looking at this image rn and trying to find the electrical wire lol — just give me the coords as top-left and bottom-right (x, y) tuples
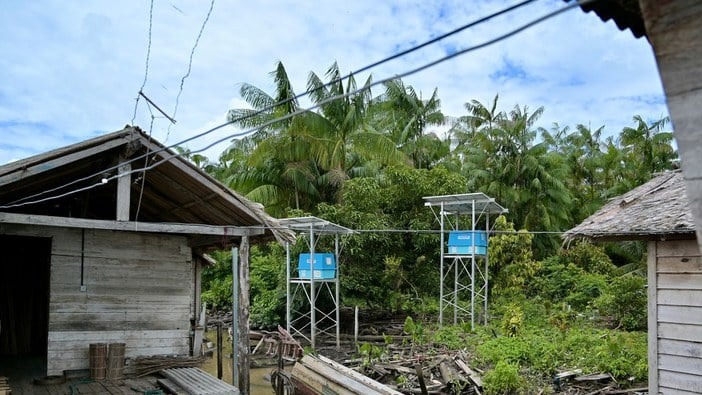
(166, 0), (216, 143)
(1, 0), (542, 209)
(131, 0), (155, 125)
(0, 0), (595, 210)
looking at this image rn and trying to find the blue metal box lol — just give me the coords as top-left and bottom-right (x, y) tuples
(298, 253), (336, 279)
(447, 231), (488, 255)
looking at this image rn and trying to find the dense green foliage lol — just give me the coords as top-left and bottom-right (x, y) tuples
(191, 61), (673, 390)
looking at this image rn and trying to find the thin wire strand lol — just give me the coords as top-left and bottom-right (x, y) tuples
(131, 0), (155, 125)
(166, 0), (216, 142)
(1, 0), (540, 208)
(0, 0), (593, 210)
(134, 105), (157, 223)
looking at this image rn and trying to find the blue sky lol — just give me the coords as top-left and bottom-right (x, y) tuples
(0, 0), (668, 164)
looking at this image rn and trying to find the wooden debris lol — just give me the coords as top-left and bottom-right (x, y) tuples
(291, 354), (403, 395)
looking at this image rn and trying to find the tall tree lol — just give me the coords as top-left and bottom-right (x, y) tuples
(223, 61), (320, 214)
(373, 79), (446, 168)
(457, 99), (572, 256)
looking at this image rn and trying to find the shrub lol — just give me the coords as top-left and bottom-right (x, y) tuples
(483, 360), (525, 395)
(595, 276), (647, 331)
(561, 241), (616, 276)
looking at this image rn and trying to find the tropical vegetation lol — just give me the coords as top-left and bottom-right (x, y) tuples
(192, 61), (675, 392)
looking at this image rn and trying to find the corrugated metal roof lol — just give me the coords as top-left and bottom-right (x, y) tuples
(161, 367), (239, 395)
(566, 0), (646, 38)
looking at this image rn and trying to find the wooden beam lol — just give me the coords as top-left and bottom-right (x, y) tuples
(0, 212), (264, 237)
(639, 0), (702, 253)
(647, 240), (659, 394)
(117, 161), (131, 221)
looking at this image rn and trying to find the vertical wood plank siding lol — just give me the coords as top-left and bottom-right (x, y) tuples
(656, 239), (702, 394)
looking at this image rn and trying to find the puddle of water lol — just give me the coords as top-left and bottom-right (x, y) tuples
(201, 330), (279, 394)
(202, 356), (275, 395)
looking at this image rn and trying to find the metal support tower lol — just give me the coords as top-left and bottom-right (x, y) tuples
(424, 193), (507, 329)
(280, 217), (353, 349)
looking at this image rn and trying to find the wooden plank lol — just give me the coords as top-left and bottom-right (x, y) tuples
(658, 305), (702, 325)
(659, 354), (702, 376)
(659, 339), (702, 359)
(648, 240), (658, 395)
(659, 323), (702, 343)
(658, 256), (702, 273)
(0, 212), (264, 237)
(48, 329), (189, 341)
(658, 289), (702, 307)
(117, 161), (131, 221)
(656, 240), (702, 258)
(49, 318), (188, 331)
(657, 273), (702, 290)
(656, 387), (700, 395)
(659, 369), (702, 393)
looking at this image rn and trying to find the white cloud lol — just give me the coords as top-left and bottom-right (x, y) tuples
(0, 0), (668, 165)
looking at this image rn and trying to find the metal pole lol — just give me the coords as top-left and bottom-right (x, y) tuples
(439, 201), (445, 325)
(309, 225), (316, 349)
(485, 215), (490, 325)
(335, 234), (340, 350)
(454, 212), (459, 325)
(231, 247), (239, 387)
(470, 199), (475, 330)
(286, 242), (291, 333)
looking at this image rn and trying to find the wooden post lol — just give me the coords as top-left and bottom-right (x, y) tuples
(216, 322), (223, 380)
(231, 247), (239, 387)
(237, 236), (250, 394)
(638, 0), (702, 254)
(116, 161), (131, 221)
(415, 364), (429, 395)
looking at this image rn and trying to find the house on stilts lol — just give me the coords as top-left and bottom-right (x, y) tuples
(0, 126), (292, 376)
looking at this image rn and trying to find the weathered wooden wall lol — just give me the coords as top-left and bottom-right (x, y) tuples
(650, 239), (702, 394)
(0, 223), (194, 375)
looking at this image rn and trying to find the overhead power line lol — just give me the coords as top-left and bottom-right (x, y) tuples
(166, 0), (216, 142)
(0, 0), (595, 210)
(131, 0), (155, 125)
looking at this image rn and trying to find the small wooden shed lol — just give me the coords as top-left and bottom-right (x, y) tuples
(565, 171), (701, 394)
(568, 0), (702, 291)
(0, 126), (289, 376)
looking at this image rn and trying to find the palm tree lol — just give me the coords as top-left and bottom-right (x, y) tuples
(372, 79), (446, 168)
(459, 101), (572, 256)
(304, 62), (406, 197)
(222, 61), (321, 213)
(620, 115), (676, 182)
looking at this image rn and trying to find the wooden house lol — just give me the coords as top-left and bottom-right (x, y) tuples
(0, 126), (291, 376)
(568, 0), (702, 280)
(565, 171), (701, 394)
